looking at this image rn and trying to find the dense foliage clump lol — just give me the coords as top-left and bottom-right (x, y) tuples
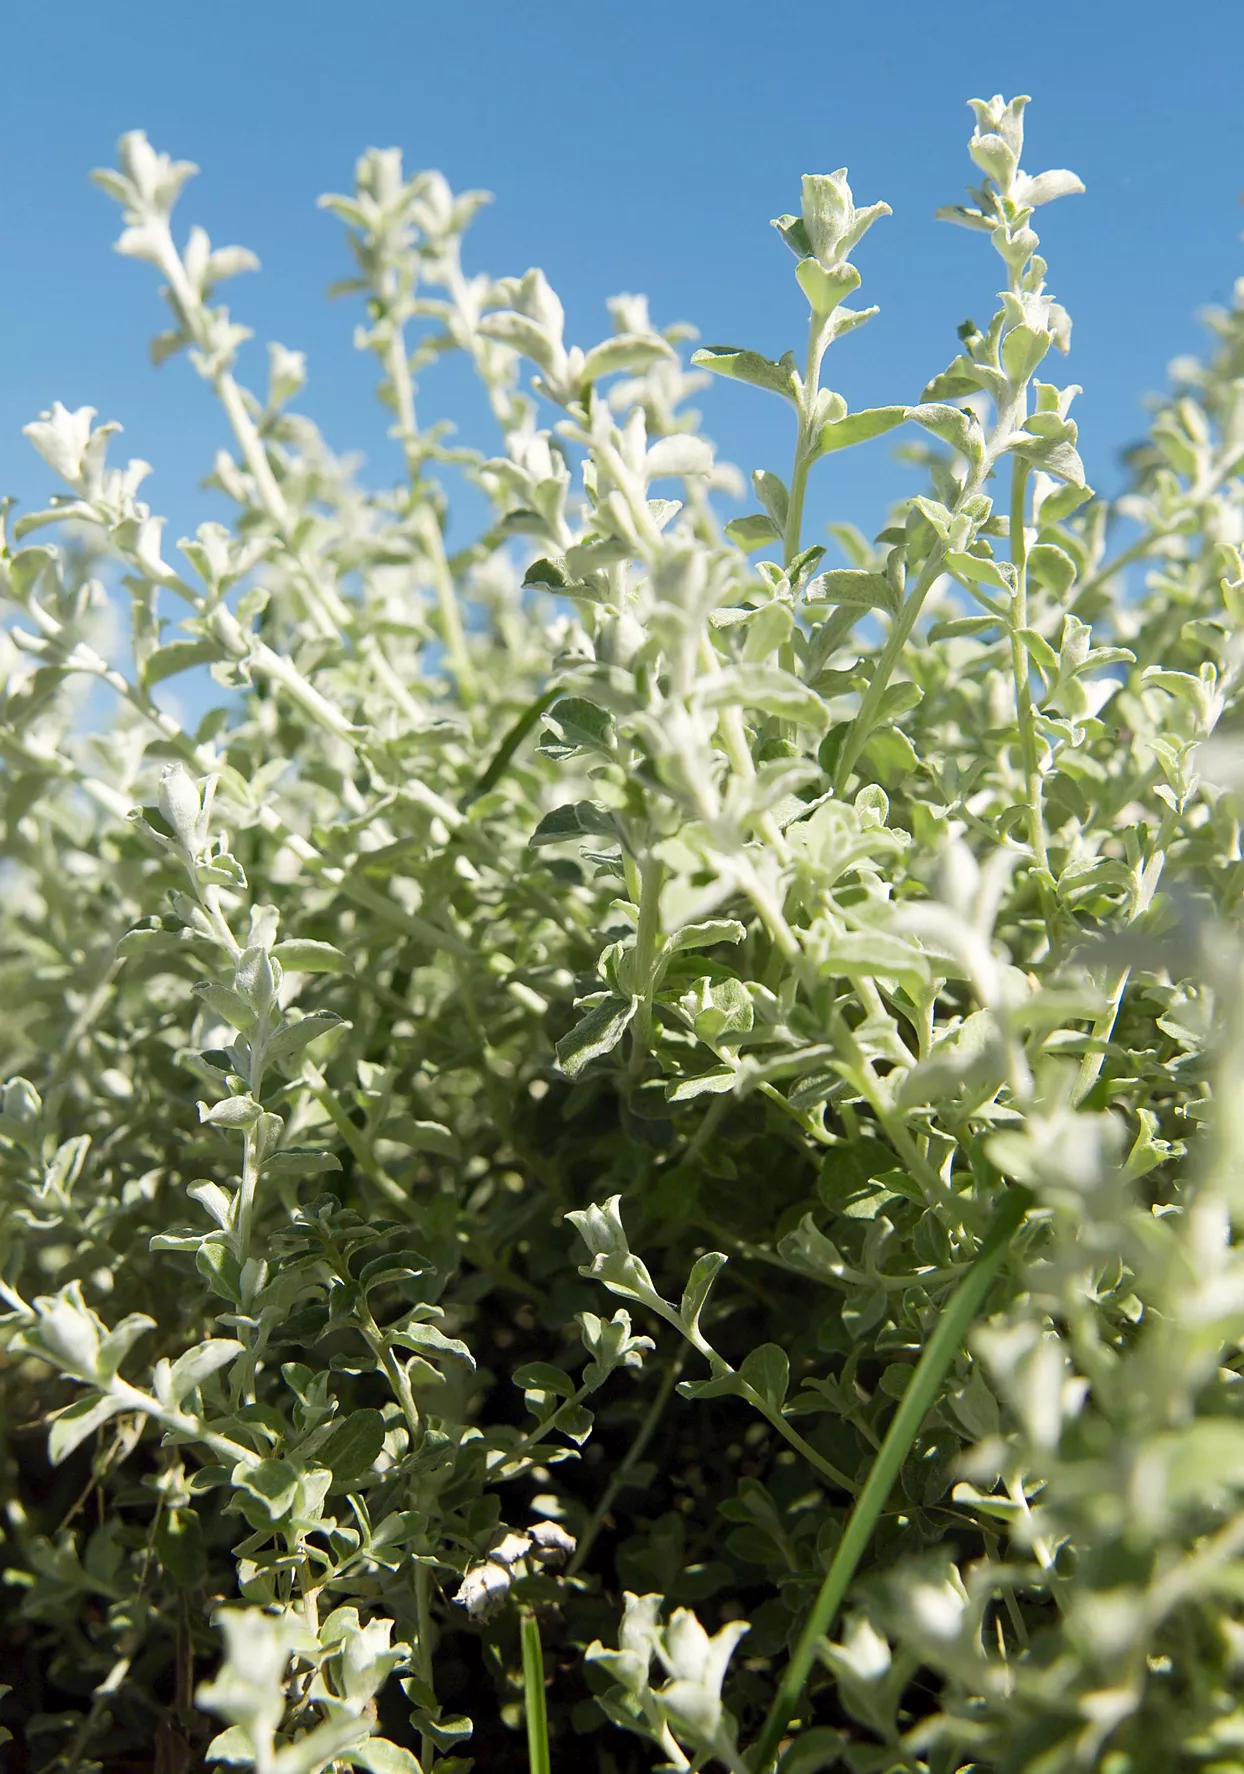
(3, 94), (1244, 1774)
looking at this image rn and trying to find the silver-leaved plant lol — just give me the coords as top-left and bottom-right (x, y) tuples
(2, 92), (1243, 1774)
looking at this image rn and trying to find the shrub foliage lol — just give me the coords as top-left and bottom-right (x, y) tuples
(3, 94), (1244, 1774)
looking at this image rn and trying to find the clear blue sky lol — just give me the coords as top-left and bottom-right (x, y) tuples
(1, 1), (1241, 559)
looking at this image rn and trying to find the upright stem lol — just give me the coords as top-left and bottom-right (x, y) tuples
(783, 313), (831, 569)
(379, 304), (478, 706)
(1007, 460), (1049, 867)
(755, 1402), (858, 1495)
(1007, 458), (1059, 950)
(567, 1353), (686, 1577)
(1074, 813), (1175, 1103)
(415, 1560), (438, 1771)
(358, 1302), (422, 1445)
(628, 855), (666, 1074)
(411, 506), (478, 705)
(235, 1127), (261, 1266)
(833, 459), (987, 795)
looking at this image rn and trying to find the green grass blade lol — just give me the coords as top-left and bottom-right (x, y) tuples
(521, 1607), (552, 1774)
(750, 1184), (1033, 1772)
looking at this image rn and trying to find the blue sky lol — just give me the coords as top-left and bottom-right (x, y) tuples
(1, 1), (1241, 562)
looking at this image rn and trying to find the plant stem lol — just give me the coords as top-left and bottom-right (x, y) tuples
(1069, 535), (1158, 617)
(755, 1402), (858, 1496)
(833, 376), (1031, 796)
(491, 1382), (594, 1476)
(410, 503), (478, 706)
(783, 313), (831, 568)
(1007, 460), (1049, 873)
(567, 1352), (686, 1578)
(749, 1183), (1033, 1772)
(520, 1608), (552, 1774)
(629, 855), (666, 1073)
(832, 520), (964, 797)
(350, 1293), (423, 1446)
(1074, 812), (1174, 1103)
(235, 1127), (261, 1265)
(415, 1559), (438, 1770)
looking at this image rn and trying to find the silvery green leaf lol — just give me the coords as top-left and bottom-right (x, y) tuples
(690, 345), (800, 401)
(262, 1148), (342, 1183)
(828, 932), (930, 992)
(644, 435), (713, 480)
(234, 1456), (301, 1521)
(346, 1738), (422, 1774)
(804, 569), (901, 616)
(194, 985), (257, 1032)
(2, 1075), (40, 1121)
(737, 1343), (789, 1413)
(922, 353), (992, 400)
(265, 1011), (346, 1063)
(530, 801), (619, 847)
(581, 335), (674, 384)
(1014, 167), (1085, 207)
(814, 406), (907, 460)
(26, 1283), (104, 1379)
(522, 555), (572, 591)
(565, 536), (633, 575)
(1001, 322), (1050, 385)
(908, 402), (985, 461)
(569, 1197), (672, 1317)
(1009, 416), (1086, 486)
(578, 1309), (655, 1388)
(945, 550), (1017, 594)
(777, 1215), (851, 1284)
(750, 468), (790, 529)
(158, 763), (202, 849)
(537, 696), (614, 758)
(314, 1408), (387, 1482)
(235, 944), (278, 1013)
(739, 600), (794, 664)
(898, 1010), (1004, 1107)
(556, 995), (637, 1078)
(140, 639), (223, 688)
(272, 1722), (374, 1774)
(166, 1338), (245, 1406)
(97, 1312), (157, 1380)
(795, 257), (861, 316)
(665, 1069), (738, 1102)
(775, 1727), (852, 1774)
(689, 977), (753, 1040)
(726, 514), (781, 551)
(23, 402), (111, 485)
(453, 1560), (511, 1621)
(799, 170), (854, 263)
(1019, 628), (1061, 678)
(42, 1135), (91, 1199)
(379, 1116), (457, 1156)
(513, 1361), (577, 1399)
(476, 310), (560, 375)
(48, 1393), (126, 1466)
(704, 664), (829, 733)
(825, 303), (879, 341)
(389, 1322), (474, 1369)
(679, 1252), (728, 1340)
(198, 1094), (262, 1128)
(665, 920), (746, 954)
(205, 1726), (257, 1765)
(1028, 541), (1077, 597)
(269, 939), (352, 973)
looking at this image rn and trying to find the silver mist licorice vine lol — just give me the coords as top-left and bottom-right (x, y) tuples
(2, 93), (1243, 1774)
